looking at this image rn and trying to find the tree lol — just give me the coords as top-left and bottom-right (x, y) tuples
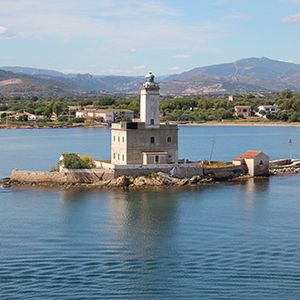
(0, 104), (8, 111)
(81, 155), (95, 168)
(95, 97), (116, 107)
(61, 153), (94, 169)
(289, 112), (300, 122)
(281, 89), (293, 99)
(52, 101), (65, 115)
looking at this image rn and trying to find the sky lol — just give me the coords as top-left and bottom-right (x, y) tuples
(0, 0), (300, 76)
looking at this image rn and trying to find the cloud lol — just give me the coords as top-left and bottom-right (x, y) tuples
(102, 65), (147, 75)
(0, 26), (7, 34)
(0, 0), (223, 52)
(129, 48), (137, 53)
(214, 0), (232, 5)
(0, 25), (16, 39)
(282, 12), (300, 23)
(169, 66), (180, 71)
(225, 12), (248, 21)
(174, 54), (193, 59)
(133, 65), (146, 70)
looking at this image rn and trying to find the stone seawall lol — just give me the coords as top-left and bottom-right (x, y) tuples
(4, 164), (250, 190)
(114, 164), (203, 178)
(203, 165), (246, 180)
(11, 169), (114, 185)
(95, 161), (204, 178)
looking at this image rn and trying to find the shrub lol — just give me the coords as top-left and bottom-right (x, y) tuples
(61, 153), (94, 169)
(81, 155), (96, 168)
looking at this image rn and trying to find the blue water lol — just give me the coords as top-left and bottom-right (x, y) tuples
(1, 126), (300, 299)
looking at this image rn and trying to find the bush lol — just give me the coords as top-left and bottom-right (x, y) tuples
(61, 153), (94, 169)
(81, 155), (96, 168)
(288, 112), (300, 122)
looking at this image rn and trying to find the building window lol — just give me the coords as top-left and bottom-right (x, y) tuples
(118, 154), (120, 160)
(113, 153), (115, 159)
(150, 119), (154, 125)
(122, 136), (125, 143)
(259, 160), (264, 165)
(167, 137), (172, 143)
(155, 155), (159, 163)
(150, 137), (155, 144)
(122, 154), (124, 161)
(113, 136), (115, 142)
(118, 136), (120, 142)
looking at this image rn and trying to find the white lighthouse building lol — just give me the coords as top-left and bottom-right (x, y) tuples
(110, 72), (178, 165)
(140, 72), (160, 128)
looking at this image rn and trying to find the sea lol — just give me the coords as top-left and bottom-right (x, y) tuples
(1, 126), (300, 299)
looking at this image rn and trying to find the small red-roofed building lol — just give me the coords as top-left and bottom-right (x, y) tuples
(233, 150), (269, 176)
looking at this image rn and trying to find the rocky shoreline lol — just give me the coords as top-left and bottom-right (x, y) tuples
(1, 173), (214, 189)
(2, 121), (300, 130)
(0, 172), (275, 191)
(2, 168), (298, 191)
(270, 167), (300, 175)
(1, 172), (250, 190)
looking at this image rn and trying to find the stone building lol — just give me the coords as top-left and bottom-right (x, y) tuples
(111, 72), (178, 165)
(76, 109), (134, 124)
(232, 150), (269, 176)
(233, 105), (251, 118)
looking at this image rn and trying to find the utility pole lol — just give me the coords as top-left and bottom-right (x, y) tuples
(288, 138), (293, 160)
(209, 137), (215, 163)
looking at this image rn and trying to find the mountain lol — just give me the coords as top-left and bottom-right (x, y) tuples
(0, 66), (144, 94)
(1, 57), (300, 97)
(67, 74), (143, 92)
(0, 69), (80, 97)
(162, 57), (300, 94)
(1, 66), (66, 78)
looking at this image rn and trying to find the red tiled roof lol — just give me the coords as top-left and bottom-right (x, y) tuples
(233, 150), (262, 161)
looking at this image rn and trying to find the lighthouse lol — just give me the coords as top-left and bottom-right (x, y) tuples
(110, 72), (178, 165)
(140, 72), (160, 128)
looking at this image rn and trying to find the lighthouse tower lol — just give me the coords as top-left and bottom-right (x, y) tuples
(140, 72), (160, 128)
(110, 72), (178, 165)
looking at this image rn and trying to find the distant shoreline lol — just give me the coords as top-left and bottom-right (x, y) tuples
(176, 121), (300, 127)
(1, 121), (300, 129)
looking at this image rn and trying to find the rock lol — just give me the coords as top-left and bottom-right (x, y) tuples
(1, 177), (11, 188)
(133, 177), (147, 187)
(146, 177), (164, 186)
(189, 176), (202, 184)
(92, 179), (111, 187)
(157, 172), (176, 185)
(132, 177), (163, 187)
(176, 178), (189, 186)
(0, 177), (10, 183)
(112, 176), (132, 188)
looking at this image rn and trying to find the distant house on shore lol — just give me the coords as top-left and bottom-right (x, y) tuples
(68, 105), (82, 112)
(10, 112), (37, 121)
(228, 95), (235, 102)
(232, 150), (269, 176)
(257, 104), (279, 115)
(0, 111), (15, 119)
(50, 112), (58, 122)
(76, 109), (134, 124)
(233, 105), (251, 118)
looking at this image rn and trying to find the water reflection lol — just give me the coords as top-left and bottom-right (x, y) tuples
(244, 177), (270, 205)
(107, 190), (179, 239)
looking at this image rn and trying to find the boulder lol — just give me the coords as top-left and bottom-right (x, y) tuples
(112, 176), (132, 188)
(133, 177), (164, 187)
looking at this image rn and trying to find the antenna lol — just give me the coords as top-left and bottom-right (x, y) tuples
(209, 137), (215, 163)
(288, 138), (293, 160)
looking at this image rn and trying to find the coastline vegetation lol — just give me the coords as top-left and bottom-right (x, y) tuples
(1, 89), (300, 127)
(61, 154), (95, 169)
